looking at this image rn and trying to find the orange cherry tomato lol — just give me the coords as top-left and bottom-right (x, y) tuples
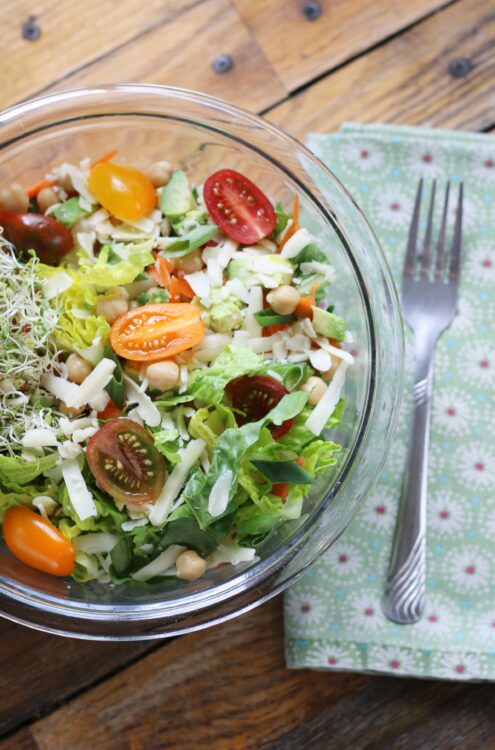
(97, 397), (122, 420)
(110, 302), (204, 362)
(88, 162), (156, 222)
(3, 507), (76, 577)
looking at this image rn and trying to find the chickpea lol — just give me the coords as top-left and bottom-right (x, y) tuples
(96, 291), (129, 324)
(37, 187), (59, 213)
(145, 361), (180, 391)
(145, 161), (172, 188)
(0, 183), (29, 213)
(301, 376), (327, 405)
(176, 549), (207, 581)
(175, 248), (203, 274)
(66, 353), (93, 385)
(124, 276), (155, 300)
(266, 285), (300, 316)
(58, 400), (86, 418)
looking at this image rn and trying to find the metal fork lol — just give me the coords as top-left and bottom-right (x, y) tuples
(382, 179), (463, 625)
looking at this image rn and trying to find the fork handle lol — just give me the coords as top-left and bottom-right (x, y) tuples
(382, 351), (434, 624)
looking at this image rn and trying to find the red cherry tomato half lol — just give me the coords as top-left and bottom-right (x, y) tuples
(0, 210), (73, 265)
(86, 418), (166, 506)
(88, 163), (156, 222)
(203, 169), (276, 245)
(97, 398), (122, 420)
(226, 375), (294, 438)
(2, 506), (76, 577)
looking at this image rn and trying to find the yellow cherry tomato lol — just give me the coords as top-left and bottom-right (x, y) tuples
(3, 506), (76, 576)
(88, 162), (156, 222)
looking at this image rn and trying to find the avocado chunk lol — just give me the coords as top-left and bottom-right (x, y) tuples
(160, 170), (195, 219)
(311, 306), (346, 341)
(203, 288), (244, 333)
(227, 254), (294, 287)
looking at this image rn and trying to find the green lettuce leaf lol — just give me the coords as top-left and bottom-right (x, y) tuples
(184, 391), (309, 527)
(188, 404), (237, 450)
(293, 242), (328, 265)
(57, 483), (127, 540)
(0, 453), (58, 492)
(160, 224), (218, 257)
(78, 241), (154, 287)
(188, 346), (264, 403)
(255, 361), (313, 391)
(274, 201), (290, 238)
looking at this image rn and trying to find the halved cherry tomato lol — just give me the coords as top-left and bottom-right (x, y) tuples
(0, 210), (73, 265)
(227, 375), (294, 439)
(97, 398), (122, 420)
(86, 419), (166, 506)
(203, 169), (276, 245)
(110, 303), (204, 362)
(3, 507), (76, 577)
(88, 163), (156, 222)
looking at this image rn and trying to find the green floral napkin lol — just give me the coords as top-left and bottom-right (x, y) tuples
(284, 123), (495, 681)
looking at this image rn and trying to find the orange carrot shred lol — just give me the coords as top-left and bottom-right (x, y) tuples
(90, 150), (118, 169)
(272, 483), (289, 501)
(26, 179), (56, 199)
(277, 193), (299, 253)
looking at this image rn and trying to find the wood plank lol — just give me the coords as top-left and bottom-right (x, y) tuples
(234, 0), (454, 91)
(0, 729), (38, 750)
(0, 0), (200, 110)
(3, 595), (494, 750)
(42, 0), (286, 113)
(14, 597), (366, 750)
(0, 617), (154, 736)
(267, 0), (495, 136)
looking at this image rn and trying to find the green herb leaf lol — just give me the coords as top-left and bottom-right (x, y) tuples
(254, 308), (296, 327)
(160, 225), (218, 258)
(110, 537), (133, 576)
(103, 345), (124, 409)
(252, 460), (313, 484)
(274, 202), (290, 238)
(293, 242), (328, 265)
(53, 197), (90, 228)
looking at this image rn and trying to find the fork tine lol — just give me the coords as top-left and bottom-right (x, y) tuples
(435, 181), (450, 277)
(449, 183), (463, 281)
(404, 179), (423, 277)
(420, 179), (436, 278)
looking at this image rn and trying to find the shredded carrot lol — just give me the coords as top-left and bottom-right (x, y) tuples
(97, 398), (122, 420)
(294, 281), (319, 318)
(262, 323), (290, 337)
(272, 483), (289, 501)
(328, 338), (342, 349)
(277, 193), (299, 253)
(148, 256), (173, 288)
(26, 179), (56, 199)
(169, 276), (194, 301)
(295, 457), (306, 467)
(90, 150), (118, 169)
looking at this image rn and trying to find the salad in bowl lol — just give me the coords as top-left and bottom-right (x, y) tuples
(0, 152), (353, 587)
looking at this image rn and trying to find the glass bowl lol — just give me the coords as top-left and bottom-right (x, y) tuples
(0, 85), (404, 640)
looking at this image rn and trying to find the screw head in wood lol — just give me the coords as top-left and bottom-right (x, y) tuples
(301, 1), (322, 21)
(212, 54), (233, 74)
(22, 16), (41, 41)
(448, 58), (472, 78)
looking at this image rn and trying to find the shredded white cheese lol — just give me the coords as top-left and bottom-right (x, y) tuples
(243, 286), (263, 337)
(184, 270), (211, 298)
(309, 348), (332, 372)
(132, 544), (185, 582)
(300, 260), (336, 283)
(32, 495), (58, 519)
(21, 429), (58, 449)
(149, 439), (206, 526)
(305, 361), (349, 436)
(42, 272), (74, 300)
(279, 228), (312, 259)
(124, 375), (161, 427)
(206, 542), (257, 568)
(73, 533), (120, 554)
(61, 459), (98, 520)
(207, 469), (233, 517)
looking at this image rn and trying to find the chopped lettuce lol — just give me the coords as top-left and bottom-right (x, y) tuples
(274, 201), (290, 238)
(293, 242), (328, 265)
(161, 224), (218, 257)
(78, 241), (154, 287)
(0, 453), (58, 492)
(188, 346), (263, 403)
(57, 483), (127, 540)
(184, 391), (309, 527)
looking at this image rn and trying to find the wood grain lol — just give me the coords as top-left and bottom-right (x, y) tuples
(0, 618), (154, 736)
(43, 0), (286, 113)
(234, 0), (455, 91)
(1, 597), (494, 750)
(267, 0), (495, 136)
(0, 0), (198, 109)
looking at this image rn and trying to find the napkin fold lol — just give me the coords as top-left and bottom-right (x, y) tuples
(284, 123), (495, 681)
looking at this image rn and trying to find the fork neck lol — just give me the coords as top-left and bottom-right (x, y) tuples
(412, 331), (436, 384)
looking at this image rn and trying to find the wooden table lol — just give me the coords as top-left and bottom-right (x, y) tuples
(1, 1), (494, 748)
